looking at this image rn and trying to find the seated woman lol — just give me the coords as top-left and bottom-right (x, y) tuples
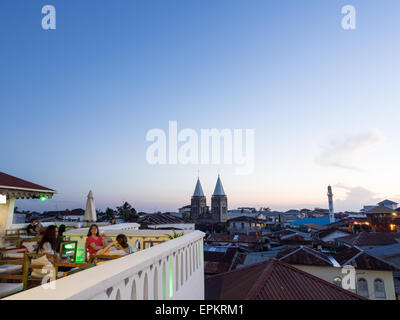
(98, 234), (134, 256)
(85, 225), (106, 257)
(37, 225), (58, 255)
(33, 226), (71, 278)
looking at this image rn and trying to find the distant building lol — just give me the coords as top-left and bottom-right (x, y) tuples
(43, 209), (85, 222)
(205, 233), (264, 251)
(190, 175), (228, 223)
(366, 205), (400, 232)
(227, 216), (272, 235)
(178, 205), (191, 215)
(336, 232), (400, 250)
(378, 200), (398, 210)
(276, 246), (398, 300)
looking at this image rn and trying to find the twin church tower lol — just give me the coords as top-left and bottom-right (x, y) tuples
(190, 175), (228, 223)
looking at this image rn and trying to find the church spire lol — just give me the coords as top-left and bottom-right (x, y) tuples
(213, 174), (226, 196)
(193, 177), (205, 197)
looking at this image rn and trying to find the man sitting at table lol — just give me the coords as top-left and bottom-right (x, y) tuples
(27, 219), (39, 235)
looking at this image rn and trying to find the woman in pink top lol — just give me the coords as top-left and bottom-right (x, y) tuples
(86, 225), (106, 255)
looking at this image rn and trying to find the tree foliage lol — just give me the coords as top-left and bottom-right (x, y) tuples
(116, 201), (138, 221)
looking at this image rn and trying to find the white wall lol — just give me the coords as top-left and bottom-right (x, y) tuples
(295, 265), (396, 300)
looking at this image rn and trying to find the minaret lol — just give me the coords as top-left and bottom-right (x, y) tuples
(211, 175), (228, 222)
(327, 185), (335, 224)
(190, 178), (207, 221)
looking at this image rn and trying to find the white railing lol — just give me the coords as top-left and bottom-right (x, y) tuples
(4, 230), (205, 300)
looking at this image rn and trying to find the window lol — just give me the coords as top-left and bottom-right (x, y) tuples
(333, 277), (342, 287)
(357, 278), (369, 298)
(374, 279), (386, 299)
(135, 240), (141, 250)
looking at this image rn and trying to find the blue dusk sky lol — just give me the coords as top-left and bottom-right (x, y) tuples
(1, 0), (400, 213)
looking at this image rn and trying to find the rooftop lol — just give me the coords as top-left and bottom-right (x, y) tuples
(205, 259), (365, 300)
(290, 217), (340, 227)
(336, 232), (400, 246)
(334, 246), (399, 271)
(206, 234), (262, 244)
(137, 213), (185, 225)
(277, 246), (333, 267)
(0, 172), (55, 199)
(378, 200), (398, 205)
(366, 205), (397, 215)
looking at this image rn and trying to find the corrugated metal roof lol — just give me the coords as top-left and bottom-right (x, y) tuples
(138, 213), (184, 225)
(205, 259), (366, 300)
(336, 232), (400, 246)
(291, 217), (340, 226)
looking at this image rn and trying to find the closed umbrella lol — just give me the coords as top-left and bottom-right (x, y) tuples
(84, 190), (97, 222)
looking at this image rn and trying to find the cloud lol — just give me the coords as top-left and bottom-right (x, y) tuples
(333, 184), (381, 211)
(315, 128), (384, 171)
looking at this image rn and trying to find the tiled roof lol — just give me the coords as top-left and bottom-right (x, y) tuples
(0, 172), (55, 195)
(336, 232), (400, 246)
(205, 259), (365, 300)
(276, 246), (333, 266)
(334, 247), (398, 271)
(138, 213), (184, 225)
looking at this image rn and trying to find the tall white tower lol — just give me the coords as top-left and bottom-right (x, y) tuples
(327, 185), (335, 224)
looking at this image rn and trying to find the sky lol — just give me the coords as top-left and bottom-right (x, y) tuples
(1, 0), (400, 213)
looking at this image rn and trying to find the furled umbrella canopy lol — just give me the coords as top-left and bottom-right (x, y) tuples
(84, 190), (97, 222)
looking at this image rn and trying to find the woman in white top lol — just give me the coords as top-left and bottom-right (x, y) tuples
(37, 225), (58, 255)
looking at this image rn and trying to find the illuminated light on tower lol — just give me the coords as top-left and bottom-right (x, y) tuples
(327, 186), (335, 224)
(39, 195), (47, 202)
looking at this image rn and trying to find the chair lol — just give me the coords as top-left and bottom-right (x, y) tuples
(24, 252), (95, 287)
(5, 229), (21, 240)
(0, 253), (28, 298)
